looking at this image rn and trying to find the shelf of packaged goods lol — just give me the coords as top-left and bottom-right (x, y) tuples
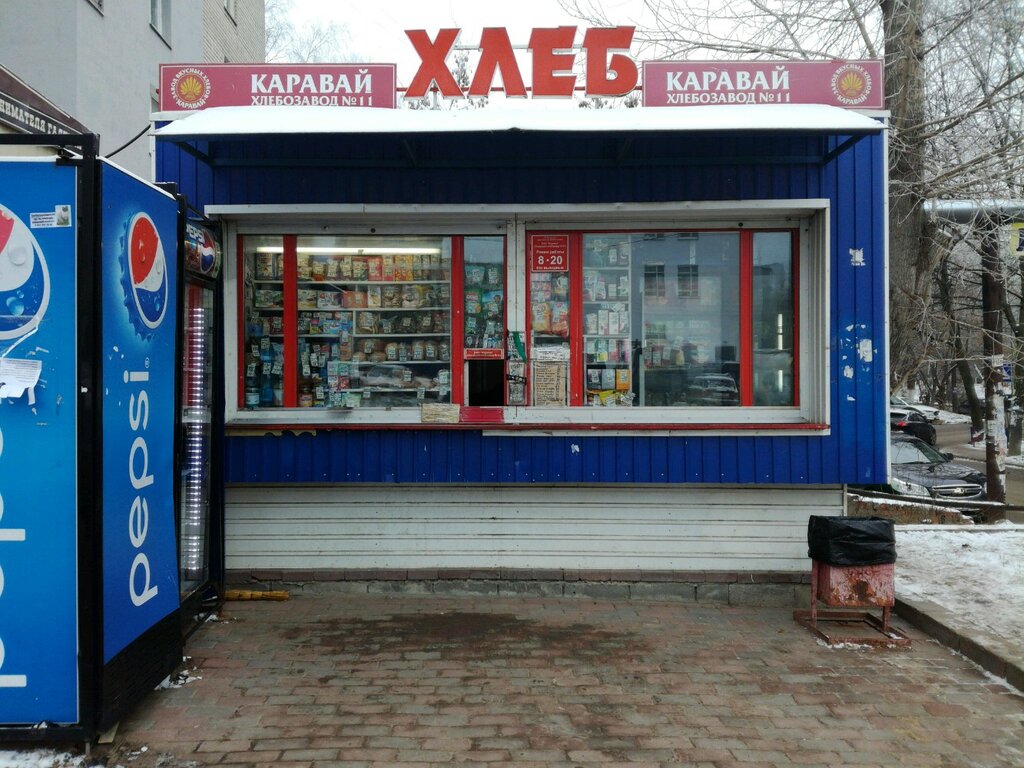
(298, 333), (348, 338)
(350, 306), (448, 312)
(353, 332), (449, 338)
(296, 280), (450, 287)
(253, 306), (284, 312)
(252, 279), (284, 284)
(350, 360), (449, 365)
(322, 388), (445, 395)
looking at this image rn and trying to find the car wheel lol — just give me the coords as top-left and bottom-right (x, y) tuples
(928, 431), (937, 446)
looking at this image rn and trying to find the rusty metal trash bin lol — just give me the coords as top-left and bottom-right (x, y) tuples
(794, 516), (911, 647)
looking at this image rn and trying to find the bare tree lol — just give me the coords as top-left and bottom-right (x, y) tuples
(265, 0), (351, 63)
(561, 0), (1024, 394)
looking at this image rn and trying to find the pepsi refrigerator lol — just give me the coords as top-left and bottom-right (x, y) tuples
(0, 135), (219, 740)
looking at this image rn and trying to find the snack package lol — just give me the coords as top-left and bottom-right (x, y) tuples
(296, 289), (316, 309)
(550, 301), (569, 337)
(366, 285), (382, 308)
(616, 368), (630, 391)
(317, 290), (341, 309)
(352, 256), (369, 281)
(367, 256), (383, 282)
(552, 272), (569, 298)
(532, 302), (551, 333)
(341, 290), (367, 308)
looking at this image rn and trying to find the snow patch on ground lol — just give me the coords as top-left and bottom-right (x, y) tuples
(0, 751), (99, 768)
(937, 409), (971, 424)
(896, 526), (1024, 644)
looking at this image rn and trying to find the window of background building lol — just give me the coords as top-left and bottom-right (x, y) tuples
(150, 0), (170, 41)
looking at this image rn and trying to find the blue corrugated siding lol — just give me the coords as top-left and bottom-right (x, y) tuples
(156, 128), (888, 486)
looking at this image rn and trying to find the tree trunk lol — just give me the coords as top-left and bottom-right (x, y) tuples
(980, 217), (1006, 506)
(881, 0), (931, 389)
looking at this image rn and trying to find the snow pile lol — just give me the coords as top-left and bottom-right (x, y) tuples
(0, 751), (97, 768)
(937, 409), (971, 424)
(896, 524), (1024, 643)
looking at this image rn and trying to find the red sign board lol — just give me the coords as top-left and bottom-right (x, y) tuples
(643, 60), (884, 109)
(158, 63), (397, 111)
(530, 234), (570, 272)
(404, 27), (638, 99)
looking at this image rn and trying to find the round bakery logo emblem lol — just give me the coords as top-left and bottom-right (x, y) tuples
(831, 63), (872, 106)
(0, 206), (50, 343)
(123, 212), (168, 333)
(170, 67), (211, 109)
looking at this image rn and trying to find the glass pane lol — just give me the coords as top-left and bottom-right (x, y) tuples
(583, 235), (634, 406)
(638, 232), (741, 407)
(241, 235), (285, 408)
(753, 232), (795, 406)
(296, 235), (452, 408)
(463, 237), (504, 351)
(529, 235), (571, 406)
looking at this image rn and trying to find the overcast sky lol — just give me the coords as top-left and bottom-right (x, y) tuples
(285, 0), (646, 87)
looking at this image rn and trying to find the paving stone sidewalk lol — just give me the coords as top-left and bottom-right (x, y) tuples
(106, 593), (1024, 768)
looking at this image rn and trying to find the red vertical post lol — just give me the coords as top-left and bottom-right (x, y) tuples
(791, 229), (800, 407)
(739, 230), (754, 406)
(282, 234), (297, 407)
(569, 232), (584, 406)
(450, 236), (465, 405)
(236, 234), (246, 408)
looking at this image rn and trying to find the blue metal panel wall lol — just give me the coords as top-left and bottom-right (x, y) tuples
(156, 129), (888, 486)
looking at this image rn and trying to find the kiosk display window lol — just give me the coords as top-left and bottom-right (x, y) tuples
(240, 235), (454, 409)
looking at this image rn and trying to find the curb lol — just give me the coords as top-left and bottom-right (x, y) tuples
(895, 595), (1023, 691)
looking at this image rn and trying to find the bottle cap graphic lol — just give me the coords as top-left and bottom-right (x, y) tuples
(0, 206), (50, 343)
(121, 212), (168, 336)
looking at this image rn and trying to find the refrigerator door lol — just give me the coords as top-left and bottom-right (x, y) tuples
(179, 279), (214, 597)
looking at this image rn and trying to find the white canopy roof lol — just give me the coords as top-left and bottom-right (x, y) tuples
(154, 103), (883, 139)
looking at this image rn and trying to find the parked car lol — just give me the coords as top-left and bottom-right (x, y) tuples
(888, 434), (986, 501)
(890, 408), (936, 445)
(688, 374), (740, 405)
(890, 395), (940, 422)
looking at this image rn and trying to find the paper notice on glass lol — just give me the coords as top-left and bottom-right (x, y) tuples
(421, 403), (460, 424)
(0, 357), (43, 404)
(533, 361), (568, 406)
(533, 344), (570, 361)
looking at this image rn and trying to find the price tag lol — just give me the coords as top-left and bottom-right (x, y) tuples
(246, 363), (257, 377)
(272, 360), (283, 375)
(302, 364), (311, 377)
(417, 387), (426, 400)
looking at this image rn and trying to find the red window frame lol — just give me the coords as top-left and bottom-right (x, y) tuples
(524, 226), (800, 409)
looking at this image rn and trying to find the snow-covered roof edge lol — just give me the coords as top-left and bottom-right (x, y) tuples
(153, 103), (884, 139)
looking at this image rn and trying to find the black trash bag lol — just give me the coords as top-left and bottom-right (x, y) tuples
(807, 515), (896, 566)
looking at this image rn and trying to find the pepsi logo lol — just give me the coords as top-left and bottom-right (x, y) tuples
(0, 205), (50, 343)
(199, 228), (216, 274)
(126, 212), (168, 330)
